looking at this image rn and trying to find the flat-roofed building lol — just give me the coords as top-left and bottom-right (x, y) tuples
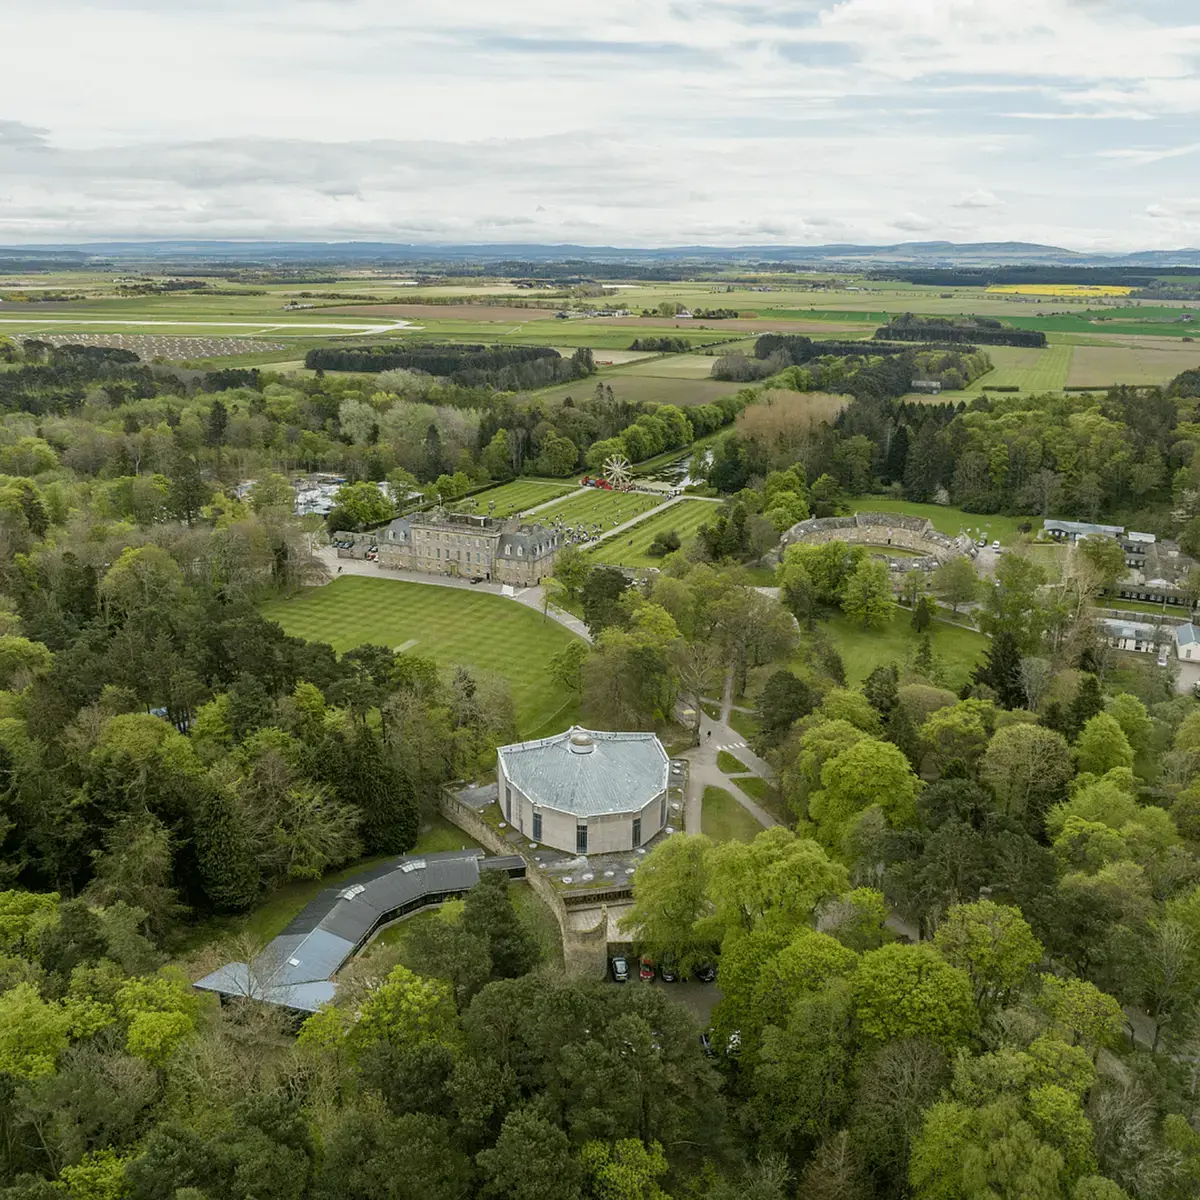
(497, 727), (670, 855)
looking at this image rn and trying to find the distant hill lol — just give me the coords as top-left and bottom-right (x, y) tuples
(3, 239), (1200, 269)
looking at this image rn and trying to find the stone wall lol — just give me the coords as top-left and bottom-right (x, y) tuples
(440, 790), (609, 978)
(783, 512), (971, 566)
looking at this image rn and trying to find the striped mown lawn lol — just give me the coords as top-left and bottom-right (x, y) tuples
(453, 479), (574, 518)
(536, 488), (665, 531)
(590, 498), (720, 567)
(260, 576), (582, 734)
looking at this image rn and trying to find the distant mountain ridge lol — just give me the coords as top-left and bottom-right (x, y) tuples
(3, 239), (1200, 268)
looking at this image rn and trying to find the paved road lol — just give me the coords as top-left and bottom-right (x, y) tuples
(681, 671), (778, 834)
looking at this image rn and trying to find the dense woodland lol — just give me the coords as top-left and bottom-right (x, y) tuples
(2, 333), (1200, 1196)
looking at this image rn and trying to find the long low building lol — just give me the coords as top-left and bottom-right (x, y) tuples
(194, 850), (525, 1013)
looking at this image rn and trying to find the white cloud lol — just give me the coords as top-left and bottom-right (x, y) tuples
(953, 189), (1000, 209)
(0, 1), (1198, 246)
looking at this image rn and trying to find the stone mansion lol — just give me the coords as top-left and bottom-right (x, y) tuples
(374, 510), (560, 586)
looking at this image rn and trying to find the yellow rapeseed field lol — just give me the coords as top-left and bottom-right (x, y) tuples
(986, 284), (1134, 297)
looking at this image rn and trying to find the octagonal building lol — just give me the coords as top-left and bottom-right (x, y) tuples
(496, 727), (670, 855)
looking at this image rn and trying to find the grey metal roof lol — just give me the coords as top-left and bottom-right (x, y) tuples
(1177, 624), (1200, 646)
(1044, 519), (1125, 536)
(498, 726), (669, 818)
(1101, 618), (1157, 639)
(193, 850), (525, 1012)
(1125, 531), (1157, 544)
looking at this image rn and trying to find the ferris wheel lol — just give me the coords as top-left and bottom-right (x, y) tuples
(603, 454), (632, 489)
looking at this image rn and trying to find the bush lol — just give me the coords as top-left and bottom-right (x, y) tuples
(647, 530), (682, 558)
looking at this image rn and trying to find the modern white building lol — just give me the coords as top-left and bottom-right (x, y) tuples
(496, 727), (670, 855)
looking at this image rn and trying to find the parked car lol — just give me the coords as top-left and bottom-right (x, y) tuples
(726, 1030), (742, 1055)
(1158, 647), (1171, 668)
(992, 540), (1001, 551)
(659, 960), (678, 982)
(610, 956), (629, 983)
(695, 963), (717, 983)
(469, 576), (484, 585)
(639, 957), (655, 982)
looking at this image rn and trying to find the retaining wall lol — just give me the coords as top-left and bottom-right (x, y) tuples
(440, 790), (609, 978)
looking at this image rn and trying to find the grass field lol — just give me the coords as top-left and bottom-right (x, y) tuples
(1067, 342), (1200, 387)
(701, 785), (765, 842)
(718, 750), (749, 774)
(589, 498), (719, 567)
(728, 710), (761, 741)
(618, 354), (726, 379)
(536, 488), (664, 531)
(260, 576), (582, 733)
(958, 344), (1074, 394)
(454, 479), (575, 518)
(532, 373), (739, 408)
(850, 497), (1029, 544)
(819, 611), (987, 690)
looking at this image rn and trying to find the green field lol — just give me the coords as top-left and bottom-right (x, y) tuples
(260, 576), (582, 733)
(818, 612), (988, 690)
(536, 488), (665, 531)
(589, 498), (719, 567)
(701, 785), (766, 842)
(454, 479), (575, 518)
(850, 497), (1029, 544)
(958, 343), (1075, 393)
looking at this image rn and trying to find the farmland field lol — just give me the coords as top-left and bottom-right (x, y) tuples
(968, 343), (1074, 393)
(453, 480), (575, 518)
(259, 576), (582, 734)
(589, 498), (720, 567)
(533, 372), (739, 408)
(615, 353), (733, 379)
(535, 488), (664, 531)
(1067, 342), (1200, 388)
(31, 332), (286, 359)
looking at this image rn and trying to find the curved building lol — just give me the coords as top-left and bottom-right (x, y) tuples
(497, 726), (670, 855)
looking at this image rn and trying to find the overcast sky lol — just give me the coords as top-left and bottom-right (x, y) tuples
(2, 0), (1199, 249)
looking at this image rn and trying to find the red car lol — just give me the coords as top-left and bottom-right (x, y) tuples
(639, 957), (655, 982)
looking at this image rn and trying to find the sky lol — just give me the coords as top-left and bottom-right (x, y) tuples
(2, 0), (1200, 249)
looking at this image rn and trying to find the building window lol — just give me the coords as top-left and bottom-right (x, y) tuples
(576, 824), (588, 855)
(632, 818), (642, 848)
(532, 812), (542, 841)
(505, 786), (512, 821)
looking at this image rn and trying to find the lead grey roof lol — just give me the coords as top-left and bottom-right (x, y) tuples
(194, 851), (524, 1012)
(498, 726), (669, 818)
(1177, 624), (1200, 646)
(1044, 519), (1125, 536)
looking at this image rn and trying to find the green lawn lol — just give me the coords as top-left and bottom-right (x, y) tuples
(850, 497), (1030, 545)
(819, 611), (988, 690)
(589, 499), (719, 567)
(728, 710), (760, 741)
(536, 488), (665, 531)
(718, 750), (749, 774)
(732, 775), (791, 824)
(701, 785), (766, 842)
(454, 479), (574, 518)
(260, 576), (582, 733)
